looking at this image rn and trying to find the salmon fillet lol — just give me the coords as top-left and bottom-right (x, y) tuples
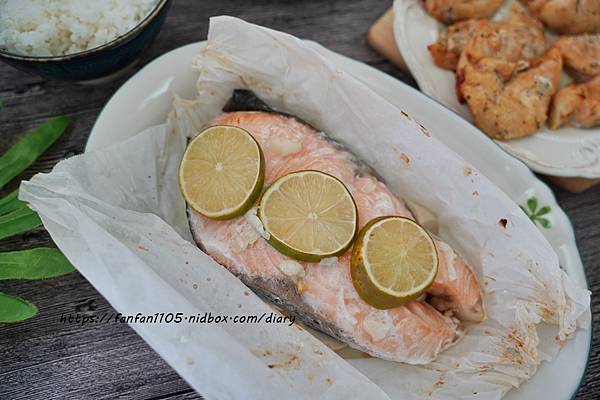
(188, 109), (484, 364)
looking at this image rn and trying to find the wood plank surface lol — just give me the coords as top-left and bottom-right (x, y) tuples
(0, 1), (597, 399)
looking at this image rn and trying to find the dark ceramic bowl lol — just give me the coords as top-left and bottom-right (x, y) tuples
(0, 0), (171, 82)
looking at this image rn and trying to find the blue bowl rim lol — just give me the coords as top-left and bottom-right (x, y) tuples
(0, 0), (169, 62)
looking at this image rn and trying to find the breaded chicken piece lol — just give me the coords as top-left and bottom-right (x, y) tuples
(430, 3), (546, 71)
(549, 75), (600, 129)
(456, 4), (547, 72)
(520, 0), (600, 34)
(554, 34), (600, 81)
(424, 0), (506, 24)
(456, 4), (547, 105)
(429, 20), (481, 70)
(459, 48), (562, 140)
(503, 0), (547, 30)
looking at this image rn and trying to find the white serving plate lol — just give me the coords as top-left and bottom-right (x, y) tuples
(86, 41), (591, 400)
(393, 0), (600, 179)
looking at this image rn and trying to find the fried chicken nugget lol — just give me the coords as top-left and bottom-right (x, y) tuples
(429, 20), (481, 70)
(554, 34), (600, 81)
(520, 0), (600, 34)
(460, 48), (562, 139)
(424, 0), (506, 24)
(549, 75), (600, 129)
(429, 3), (546, 71)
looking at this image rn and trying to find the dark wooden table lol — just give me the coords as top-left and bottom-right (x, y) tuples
(0, 1), (598, 399)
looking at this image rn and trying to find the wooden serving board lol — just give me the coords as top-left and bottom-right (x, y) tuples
(367, 8), (600, 193)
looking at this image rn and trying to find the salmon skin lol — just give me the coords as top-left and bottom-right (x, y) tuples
(187, 90), (484, 364)
(223, 89), (274, 113)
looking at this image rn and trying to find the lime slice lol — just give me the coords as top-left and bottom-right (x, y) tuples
(351, 216), (438, 309)
(258, 170), (358, 262)
(179, 125), (264, 220)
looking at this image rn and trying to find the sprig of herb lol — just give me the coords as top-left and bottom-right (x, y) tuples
(520, 196), (552, 229)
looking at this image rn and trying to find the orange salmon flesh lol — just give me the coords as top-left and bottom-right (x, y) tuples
(188, 111), (484, 364)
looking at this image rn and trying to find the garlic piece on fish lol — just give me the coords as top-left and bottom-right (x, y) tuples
(278, 260), (306, 279)
(245, 207), (270, 240)
(319, 257), (338, 266)
(362, 315), (390, 342)
(269, 137), (302, 156)
(436, 241), (457, 280)
(296, 279), (305, 294)
(230, 223), (261, 253)
(362, 178), (377, 193)
(375, 191), (394, 210)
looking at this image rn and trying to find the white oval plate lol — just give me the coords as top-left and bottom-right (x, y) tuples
(87, 42), (591, 400)
(393, 0), (600, 179)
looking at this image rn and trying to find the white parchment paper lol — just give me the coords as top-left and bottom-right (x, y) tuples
(21, 16), (589, 400)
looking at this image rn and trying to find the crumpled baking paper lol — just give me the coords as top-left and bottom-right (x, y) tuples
(20, 16), (590, 400)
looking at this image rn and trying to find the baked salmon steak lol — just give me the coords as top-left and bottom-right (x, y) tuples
(186, 90), (485, 365)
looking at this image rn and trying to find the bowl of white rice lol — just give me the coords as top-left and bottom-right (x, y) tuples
(0, 0), (171, 81)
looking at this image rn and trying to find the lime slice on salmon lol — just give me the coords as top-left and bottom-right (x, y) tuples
(351, 216), (438, 309)
(258, 170), (358, 262)
(179, 125), (264, 220)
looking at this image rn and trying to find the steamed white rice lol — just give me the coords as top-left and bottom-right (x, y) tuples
(0, 0), (159, 57)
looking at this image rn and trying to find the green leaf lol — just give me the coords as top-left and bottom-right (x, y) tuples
(537, 218), (552, 229)
(519, 205), (531, 217)
(0, 248), (74, 280)
(0, 189), (26, 215)
(0, 291), (38, 323)
(535, 206), (551, 217)
(527, 197), (538, 213)
(0, 206), (42, 240)
(0, 116), (70, 189)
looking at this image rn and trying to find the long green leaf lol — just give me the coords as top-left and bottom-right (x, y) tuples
(0, 189), (25, 215)
(0, 292), (38, 323)
(0, 248), (74, 280)
(0, 206), (42, 240)
(0, 116), (70, 188)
